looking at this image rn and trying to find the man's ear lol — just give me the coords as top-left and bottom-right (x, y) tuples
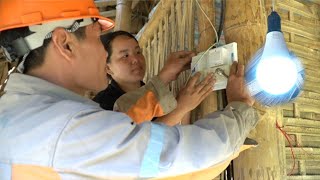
(51, 28), (75, 62)
(106, 64), (114, 76)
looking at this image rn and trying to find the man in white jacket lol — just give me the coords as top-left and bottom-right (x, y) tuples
(0, 0), (258, 179)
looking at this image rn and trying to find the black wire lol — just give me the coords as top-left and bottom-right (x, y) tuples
(221, 1), (234, 179)
(217, 0), (226, 43)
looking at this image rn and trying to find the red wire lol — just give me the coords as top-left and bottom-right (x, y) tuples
(276, 120), (296, 176)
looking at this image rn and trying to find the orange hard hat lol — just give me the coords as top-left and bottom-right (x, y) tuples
(0, 0), (115, 32)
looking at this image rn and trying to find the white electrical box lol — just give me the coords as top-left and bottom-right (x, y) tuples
(191, 42), (238, 91)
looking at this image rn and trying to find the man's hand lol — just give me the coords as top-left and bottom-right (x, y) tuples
(226, 62), (254, 106)
(158, 51), (195, 85)
(176, 72), (215, 113)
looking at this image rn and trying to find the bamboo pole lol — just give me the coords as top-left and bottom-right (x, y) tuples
(139, 1), (175, 46)
(223, 0), (286, 179)
(194, 0), (217, 119)
(115, 0), (132, 31)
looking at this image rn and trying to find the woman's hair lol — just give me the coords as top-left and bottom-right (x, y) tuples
(100, 30), (138, 64)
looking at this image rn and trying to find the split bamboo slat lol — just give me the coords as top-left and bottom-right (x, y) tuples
(0, 48), (10, 96)
(139, 0), (195, 97)
(0, 63), (8, 95)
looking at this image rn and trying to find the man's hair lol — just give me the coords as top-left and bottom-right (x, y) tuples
(100, 30), (138, 64)
(0, 26), (86, 73)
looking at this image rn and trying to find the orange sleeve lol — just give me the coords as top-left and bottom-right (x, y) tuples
(126, 91), (164, 124)
(114, 76), (177, 124)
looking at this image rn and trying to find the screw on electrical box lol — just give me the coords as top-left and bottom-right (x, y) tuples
(215, 68), (229, 78)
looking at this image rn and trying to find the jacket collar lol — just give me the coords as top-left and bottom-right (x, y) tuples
(4, 73), (98, 106)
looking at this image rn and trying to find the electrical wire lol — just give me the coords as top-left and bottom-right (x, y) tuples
(272, 0), (275, 11)
(185, 0), (219, 85)
(276, 120), (296, 176)
(276, 120), (316, 176)
(195, 0), (219, 45)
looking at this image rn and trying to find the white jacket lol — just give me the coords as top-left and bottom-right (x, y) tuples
(0, 73), (258, 179)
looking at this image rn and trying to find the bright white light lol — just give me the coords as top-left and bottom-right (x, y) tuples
(256, 57), (298, 95)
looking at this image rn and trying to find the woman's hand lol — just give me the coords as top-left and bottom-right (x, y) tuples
(158, 51), (195, 85)
(176, 72), (216, 113)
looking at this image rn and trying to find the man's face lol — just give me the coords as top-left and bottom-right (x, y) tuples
(107, 35), (146, 84)
(72, 22), (108, 93)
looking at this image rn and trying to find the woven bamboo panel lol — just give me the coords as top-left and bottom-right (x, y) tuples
(138, 0), (195, 96)
(138, 1), (228, 179)
(276, 0), (320, 179)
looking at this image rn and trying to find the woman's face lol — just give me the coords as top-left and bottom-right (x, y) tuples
(106, 35), (146, 84)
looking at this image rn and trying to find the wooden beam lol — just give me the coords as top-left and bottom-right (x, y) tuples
(115, 0), (132, 31)
(131, 0), (140, 10)
(138, 1), (174, 45)
(282, 104), (320, 115)
(286, 147), (320, 154)
(284, 126), (320, 136)
(223, 0), (289, 179)
(287, 176), (320, 180)
(284, 117), (320, 128)
(100, 10), (117, 18)
(195, 0), (217, 119)
(95, 0), (117, 8)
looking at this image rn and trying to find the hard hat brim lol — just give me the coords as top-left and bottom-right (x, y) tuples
(0, 0), (115, 32)
(0, 15), (114, 32)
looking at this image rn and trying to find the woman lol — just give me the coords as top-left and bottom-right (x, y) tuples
(94, 31), (215, 125)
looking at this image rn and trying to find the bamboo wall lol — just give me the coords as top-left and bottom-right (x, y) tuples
(137, 1), (224, 179)
(138, 0), (320, 179)
(138, 1), (195, 96)
(138, 0), (221, 121)
(278, 0), (320, 179)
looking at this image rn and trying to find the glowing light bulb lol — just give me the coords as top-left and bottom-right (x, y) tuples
(244, 11), (305, 106)
(256, 57), (298, 95)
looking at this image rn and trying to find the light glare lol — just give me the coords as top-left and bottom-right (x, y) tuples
(256, 57), (298, 95)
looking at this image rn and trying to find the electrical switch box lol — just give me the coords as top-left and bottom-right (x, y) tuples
(191, 42), (238, 91)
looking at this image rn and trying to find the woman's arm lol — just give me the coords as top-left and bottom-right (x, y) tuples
(155, 73), (215, 126)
